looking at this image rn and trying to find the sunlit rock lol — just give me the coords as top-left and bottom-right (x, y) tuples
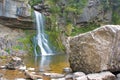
(51, 77), (65, 80)
(5, 56), (24, 70)
(15, 78), (26, 80)
(73, 72), (86, 79)
(0, 66), (6, 69)
(18, 65), (26, 71)
(63, 67), (72, 74)
(24, 70), (42, 80)
(0, 0), (33, 29)
(87, 71), (116, 80)
(27, 67), (35, 71)
(75, 76), (88, 80)
(68, 25), (120, 73)
(0, 0), (31, 18)
(116, 73), (120, 80)
(43, 73), (64, 78)
(0, 73), (6, 80)
(65, 74), (73, 80)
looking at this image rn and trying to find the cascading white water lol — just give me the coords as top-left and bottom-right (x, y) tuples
(34, 11), (53, 56)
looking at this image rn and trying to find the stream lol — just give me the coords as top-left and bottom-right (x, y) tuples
(0, 53), (69, 79)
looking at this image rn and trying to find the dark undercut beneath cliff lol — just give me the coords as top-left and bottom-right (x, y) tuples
(0, 16), (34, 30)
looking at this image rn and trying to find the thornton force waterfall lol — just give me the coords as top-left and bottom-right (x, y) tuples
(34, 11), (53, 56)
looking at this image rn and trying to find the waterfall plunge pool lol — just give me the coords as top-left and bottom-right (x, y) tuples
(24, 53), (69, 73)
(0, 53), (69, 79)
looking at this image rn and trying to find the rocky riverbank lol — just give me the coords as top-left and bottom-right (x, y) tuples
(0, 56), (119, 80)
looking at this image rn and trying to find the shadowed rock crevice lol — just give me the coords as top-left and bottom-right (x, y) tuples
(0, 17), (34, 30)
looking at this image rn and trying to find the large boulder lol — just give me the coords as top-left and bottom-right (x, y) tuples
(68, 25), (120, 73)
(5, 56), (24, 70)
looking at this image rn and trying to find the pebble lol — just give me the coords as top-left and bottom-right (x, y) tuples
(75, 75), (88, 80)
(27, 67), (35, 71)
(18, 66), (26, 71)
(0, 66), (6, 69)
(15, 78), (26, 80)
(63, 67), (72, 74)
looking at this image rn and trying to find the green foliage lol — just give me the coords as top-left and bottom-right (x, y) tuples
(65, 6), (77, 13)
(71, 23), (100, 36)
(28, 0), (99, 52)
(12, 46), (22, 51)
(16, 30), (35, 55)
(112, 12), (120, 24)
(110, 0), (120, 24)
(49, 0), (60, 4)
(44, 1), (54, 5)
(101, 0), (111, 12)
(50, 5), (61, 14)
(5, 48), (10, 54)
(0, 56), (7, 59)
(29, 0), (42, 6)
(44, 0), (88, 52)
(65, 0), (87, 14)
(65, 23), (73, 36)
(46, 31), (65, 52)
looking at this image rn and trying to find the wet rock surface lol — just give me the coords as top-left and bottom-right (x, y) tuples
(33, 2), (50, 16)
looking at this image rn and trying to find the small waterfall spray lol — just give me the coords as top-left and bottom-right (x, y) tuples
(34, 11), (53, 56)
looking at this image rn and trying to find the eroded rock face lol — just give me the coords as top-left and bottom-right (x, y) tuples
(77, 0), (112, 24)
(0, 0), (33, 29)
(0, 0), (31, 18)
(33, 2), (50, 16)
(0, 24), (26, 56)
(68, 25), (120, 73)
(5, 56), (24, 70)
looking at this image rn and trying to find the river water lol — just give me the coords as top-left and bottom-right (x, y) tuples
(0, 53), (69, 79)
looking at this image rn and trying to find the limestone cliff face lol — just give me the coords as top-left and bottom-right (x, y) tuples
(0, 24), (26, 56)
(0, 0), (31, 18)
(77, 0), (112, 24)
(0, 0), (33, 29)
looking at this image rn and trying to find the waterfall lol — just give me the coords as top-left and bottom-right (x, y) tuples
(34, 11), (53, 56)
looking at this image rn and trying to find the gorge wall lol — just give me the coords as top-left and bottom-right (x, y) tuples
(0, 0), (31, 18)
(0, 0), (34, 29)
(0, 24), (27, 56)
